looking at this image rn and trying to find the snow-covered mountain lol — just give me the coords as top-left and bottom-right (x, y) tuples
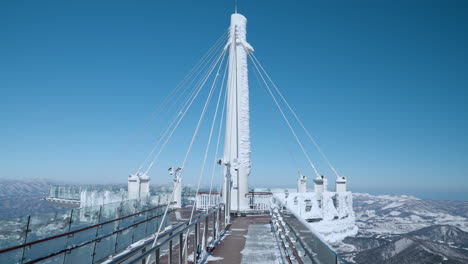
(353, 226), (468, 264)
(336, 193), (468, 264)
(0, 179), (67, 219)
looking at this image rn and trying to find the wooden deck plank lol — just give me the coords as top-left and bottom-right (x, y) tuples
(208, 215), (272, 263)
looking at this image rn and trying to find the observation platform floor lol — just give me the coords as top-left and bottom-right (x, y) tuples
(209, 215), (280, 263)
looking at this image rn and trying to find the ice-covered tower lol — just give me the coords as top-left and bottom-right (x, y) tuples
(128, 172), (150, 200)
(222, 13), (254, 212)
(336, 176), (347, 192)
(297, 174), (307, 193)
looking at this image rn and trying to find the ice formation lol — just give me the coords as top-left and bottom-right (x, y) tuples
(273, 175), (358, 244)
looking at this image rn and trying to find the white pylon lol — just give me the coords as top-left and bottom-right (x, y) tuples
(223, 13), (253, 213)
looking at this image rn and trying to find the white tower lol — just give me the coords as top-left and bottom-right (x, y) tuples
(336, 176), (347, 192)
(128, 172), (150, 200)
(223, 13), (254, 212)
(297, 173), (307, 193)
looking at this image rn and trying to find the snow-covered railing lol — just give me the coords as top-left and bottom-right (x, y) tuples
(196, 193), (221, 210)
(270, 197), (349, 264)
(247, 191), (273, 211)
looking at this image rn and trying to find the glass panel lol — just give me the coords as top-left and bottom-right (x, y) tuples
(145, 217), (160, 237)
(115, 227), (134, 252)
(97, 221), (118, 237)
(132, 222), (147, 243)
(23, 236), (67, 263)
(27, 211), (72, 242)
(0, 248), (22, 264)
(67, 206), (100, 247)
(0, 215), (29, 249)
(118, 201), (137, 229)
(37, 252), (65, 264)
(99, 202), (121, 223)
(94, 234), (117, 262)
(63, 242), (94, 264)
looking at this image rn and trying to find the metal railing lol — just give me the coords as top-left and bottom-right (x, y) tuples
(195, 193), (221, 210)
(0, 198), (173, 264)
(271, 197), (348, 264)
(247, 192), (272, 211)
(126, 204), (226, 264)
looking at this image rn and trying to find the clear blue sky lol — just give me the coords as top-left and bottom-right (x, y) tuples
(1, 0), (467, 201)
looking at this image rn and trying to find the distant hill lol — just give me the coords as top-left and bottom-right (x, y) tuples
(354, 226), (468, 264)
(337, 193), (468, 264)
(0, 178), (66, 219)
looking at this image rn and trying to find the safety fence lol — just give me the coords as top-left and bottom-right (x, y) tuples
(271, 197), (348, 264)
(125, 205), (226, 264)
(0, 198), (173, 264)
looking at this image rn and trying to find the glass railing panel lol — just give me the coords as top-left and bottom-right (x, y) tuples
(132, 222), (148, 243)
(99, 202), (121, 223)
(115, 226), (134, 252)
(94, 233), (117, 263)
(97, 221), (119, 237)
(0, 215), (29, 249)
(23, 236), (67, 263)
(116, 201), (137, 229)
(38, 252), (65, 264)
(26, 211), (72, 242)
(63, 241), (94, 264)
(144, 217), (160, 237)
(67, 206), (101, 247)
(0, 247), (23, 264)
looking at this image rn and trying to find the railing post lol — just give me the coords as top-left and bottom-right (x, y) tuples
(20, 215), (31, 264)
(169, 233), (173, 264)
(204, 218), (209, 249)
(194, 223), (199, 264)
(179, 233), (183, 264)
(91, 205), (103, 263)
(155, 248), (160, 264)
(64, 209), (74, 249)
(212, 210), (217, 242)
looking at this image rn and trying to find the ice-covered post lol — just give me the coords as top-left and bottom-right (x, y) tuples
(336, 176), (347, 192)
(170, 167), (182, 208)
(297, 174), (307, 193)
(223, 13), (254, 213)
(314, 176), (324, 195)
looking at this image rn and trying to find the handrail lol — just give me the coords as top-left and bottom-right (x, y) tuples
(26, 209), (175, 264)
(107, 211), (208, 264)
(0, 203), (169, 254)
(127, 205), (222, 264)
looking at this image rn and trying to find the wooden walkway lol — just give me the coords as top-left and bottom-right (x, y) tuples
(208, 215), (280, 263)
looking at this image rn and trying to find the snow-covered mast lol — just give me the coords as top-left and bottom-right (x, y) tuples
(222, 13), (254, 212)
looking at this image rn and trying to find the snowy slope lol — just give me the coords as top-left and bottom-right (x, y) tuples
(337, 193), (468, 264)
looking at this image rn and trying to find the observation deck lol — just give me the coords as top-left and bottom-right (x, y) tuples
(0, 192), (347, 264)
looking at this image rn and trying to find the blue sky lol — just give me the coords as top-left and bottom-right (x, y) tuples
(1, 0), (467, 201)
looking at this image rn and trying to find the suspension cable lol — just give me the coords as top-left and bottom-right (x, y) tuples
(208, 65), (228, 199)
(144, 47), (228, 264)
(143, 45), (228, 175)
(180, 49), (228, 258)
(135, 31), (229, 173)
(249, 53), (321, 178)
(136, 34), (229, 173)
(250, 53), (341, 178)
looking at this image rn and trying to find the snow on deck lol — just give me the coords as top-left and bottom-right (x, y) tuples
(240, 224), (281, 263)
(208, 215), (281, 263)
